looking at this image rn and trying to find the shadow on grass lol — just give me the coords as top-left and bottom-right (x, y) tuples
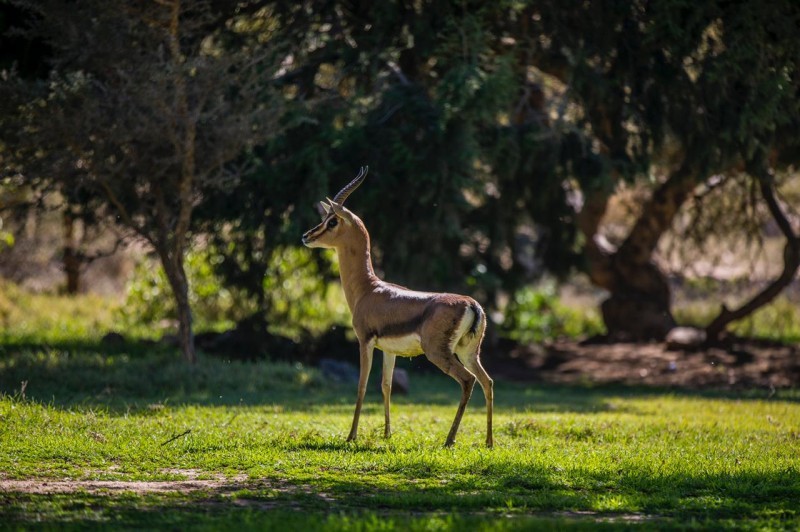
(0, 492), (642, 531)
(309, 465), (800, 522)
(0, 339), (797, 417)
(1, 464), (798, 528)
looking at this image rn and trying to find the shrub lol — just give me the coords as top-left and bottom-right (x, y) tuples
(117, 246), (349, 340)
(500, 282), (604, 344)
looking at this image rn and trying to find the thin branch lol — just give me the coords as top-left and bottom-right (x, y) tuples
(160, 428), (192, 446)
(76, 236), (126, 265)
(96, 179), (146, 237)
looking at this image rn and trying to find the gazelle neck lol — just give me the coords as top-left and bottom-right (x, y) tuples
(336, 222), (379, 312)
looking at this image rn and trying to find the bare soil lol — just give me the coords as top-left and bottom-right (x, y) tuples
(489, 338), (800, 390)
(0, 470), (249, 495)
(0, 471), (336, 508)
(0, 479), (242, 495)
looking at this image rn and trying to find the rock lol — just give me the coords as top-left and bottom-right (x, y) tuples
(319, 358), (359, 384)
(665, 327), (707, 350)
(317, 359), (410, 393)
(392, 368), (410, 395)
(371, 367), (410, 395)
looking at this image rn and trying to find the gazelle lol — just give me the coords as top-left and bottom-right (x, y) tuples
(302, 167), (493, 447)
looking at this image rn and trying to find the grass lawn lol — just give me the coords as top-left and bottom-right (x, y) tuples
(1, 342), (799, 530)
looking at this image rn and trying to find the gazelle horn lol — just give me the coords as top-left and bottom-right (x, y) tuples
(332, 166), (369, 206)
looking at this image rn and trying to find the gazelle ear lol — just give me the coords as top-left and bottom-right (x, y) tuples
(316, 201), (331, 219)
(326, 197), (342, 215)
(326, 198), (353, 224)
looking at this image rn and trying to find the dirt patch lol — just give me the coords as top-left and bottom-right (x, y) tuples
(489, 338), (800, 389)
(0, 479), (246, 495)
(0, 469), (250, 495)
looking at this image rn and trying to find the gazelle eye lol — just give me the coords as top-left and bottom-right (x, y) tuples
(327, 218), (338, 229)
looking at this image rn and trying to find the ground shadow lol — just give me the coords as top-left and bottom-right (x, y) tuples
(2, 462), (797, 528)
(1, 338), (797, 418)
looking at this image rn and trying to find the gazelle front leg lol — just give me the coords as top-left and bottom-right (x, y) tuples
(347, 339), (374, 442)
(381, 352), (396, 438)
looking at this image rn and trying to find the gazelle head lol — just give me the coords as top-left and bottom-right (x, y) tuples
(302, 166), (368, 249)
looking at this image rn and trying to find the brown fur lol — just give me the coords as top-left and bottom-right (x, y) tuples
(303, 204), (493, 447)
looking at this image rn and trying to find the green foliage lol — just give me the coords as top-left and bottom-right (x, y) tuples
(263, 246), (350, 340)
(501, 283), (604, 343)
(5, 0), (800, 341)
(118, 246), (348, 339)
(118, 249), (254, 335)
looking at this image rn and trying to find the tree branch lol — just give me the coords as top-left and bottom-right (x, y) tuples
(705, 159), (800, 342)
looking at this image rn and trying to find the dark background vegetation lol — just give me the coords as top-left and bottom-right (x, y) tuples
(1, 0), (799, 367)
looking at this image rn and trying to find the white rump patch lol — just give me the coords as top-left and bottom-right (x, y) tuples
(451, 307), (477, 356)
(376, 334), (423, 357)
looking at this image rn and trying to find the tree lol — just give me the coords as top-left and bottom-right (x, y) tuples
(505, 0), (800, 340)
(1, 0), (286, 362)
(198, 1), (530, 316)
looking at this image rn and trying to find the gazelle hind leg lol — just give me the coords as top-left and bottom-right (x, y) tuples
(381, 352), (396, 438)
(458, 349), (494, 448)
(425, 350), (476, 447)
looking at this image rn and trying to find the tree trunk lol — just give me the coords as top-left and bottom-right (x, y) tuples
(159, 248), (197, 364)
(705, 162), (800, 342)
(62, 210), (81, 294)
(599, 262), (676, 341)
(174, 280), (196, 365)
(581, 165), (698, 340)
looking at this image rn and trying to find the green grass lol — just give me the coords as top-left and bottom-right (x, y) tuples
(0, 280), (121, 343)
(1, 345), (799, 530)
(1, 283), (799, 529)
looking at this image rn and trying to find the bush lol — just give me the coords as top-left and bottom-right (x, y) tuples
(118, 248), (255, 335)
(262, 247), (350, 341)
(500, 282), (604, 344)
(118, 246), (349, 340)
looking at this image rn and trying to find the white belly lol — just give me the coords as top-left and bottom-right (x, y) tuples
(375, 334), (423, 357)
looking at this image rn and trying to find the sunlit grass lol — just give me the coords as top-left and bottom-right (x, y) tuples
(1, 281), (800, 528)
(0, 280), (121, 343)
(1, 348), (799, 529)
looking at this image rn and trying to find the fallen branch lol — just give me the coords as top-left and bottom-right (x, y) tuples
(160, 429), (192, 446)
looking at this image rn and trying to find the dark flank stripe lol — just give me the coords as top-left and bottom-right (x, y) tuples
(367, 311), (427, 341)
